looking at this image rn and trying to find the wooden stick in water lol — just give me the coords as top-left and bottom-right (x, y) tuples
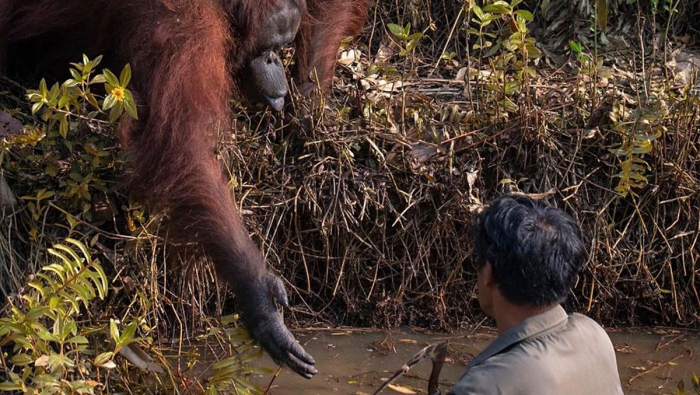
(372, 341), (448, 395)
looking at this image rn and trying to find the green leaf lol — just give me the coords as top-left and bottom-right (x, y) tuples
(67, 335), (89, 344)
(569, 40), (583, 54)
(69, 68), (83, 83)
(59, 115), (69, 139)
(119, 64), (132, 87)
(48, 83), (60, 101)
(387, 23), (407, 40)
(94, 352), (114, 367)
(64, 78), (80, 88)
(0, 382), (23, 391)
(51, 243), (82, 268)
(90, 74), (107, 84)
(26, 306), (50, 321)
(514, 10), (534, 21)
(37, 189), (54, 201)
(120, 321), (138, 344)
(93, 54), (103, 68)
(472, 5), (484, 21)
(108, 101), (124, 123)
(407, 32), (424, 41)
(483, 3), (511, 14)
(103, 69), (119, 87)
(102, 94), (117, 111)
(92, 262), (108, 299)
(44, 263), (67, 283)
(65, 238), (91, 264)
(10, 353), (34, 366)
(109, 319), (120, 342)
(123, 91), (139, 120)
(31, 102), (44, 115)
(58, 93), (70, 109)
(39, 79), (48, 96)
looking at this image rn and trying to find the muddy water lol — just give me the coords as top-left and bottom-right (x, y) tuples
(249, 328), (699, 395)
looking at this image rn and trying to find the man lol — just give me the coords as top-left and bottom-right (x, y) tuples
(449, 195), (623, 395)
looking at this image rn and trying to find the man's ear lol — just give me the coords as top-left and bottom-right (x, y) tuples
(482, 263), (496, 287)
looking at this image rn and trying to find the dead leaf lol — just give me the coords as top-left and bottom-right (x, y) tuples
(387, 384), (417, 394)
(100, 361), (117, 369)
(614, 344), (636, 354)
(34, 355), (49, 367)
(374, 40), (395, 64)
(339, 49), (361, 66)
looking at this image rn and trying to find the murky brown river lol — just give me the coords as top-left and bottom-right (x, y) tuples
(246, 327), (699, 395)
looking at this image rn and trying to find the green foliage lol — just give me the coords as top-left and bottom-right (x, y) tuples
(3, 55), (141, 236)
(199, 315), (269, 395)
(0, 238), (116, 393)
(26, 55), (137, 137)
(463, 0), (541, 114)
(361, 0), (543, 138)
(0, 237), (264, 394)
(609, 100), (667, 197)
(368, 23), (424, 81)
(468, 0), (540, 62)
(386, 23), (424, 57)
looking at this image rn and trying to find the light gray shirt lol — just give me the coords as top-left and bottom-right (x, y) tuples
(449, 305), (624, 395)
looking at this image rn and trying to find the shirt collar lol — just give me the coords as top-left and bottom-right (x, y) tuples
(467, 305), (569, 368)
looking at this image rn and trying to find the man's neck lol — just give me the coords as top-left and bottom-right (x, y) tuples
(493, 294), (558, 335)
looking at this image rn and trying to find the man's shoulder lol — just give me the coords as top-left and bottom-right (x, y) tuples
(567, 312), (614, 341)
(569, 311), (604, 326)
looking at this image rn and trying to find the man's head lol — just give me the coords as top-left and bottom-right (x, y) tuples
(473, 195), (586, 316)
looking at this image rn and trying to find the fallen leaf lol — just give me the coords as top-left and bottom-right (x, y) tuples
(339, 49), (361, 66)
(387, 383), (417, 394)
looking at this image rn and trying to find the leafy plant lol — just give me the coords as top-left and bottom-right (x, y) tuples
(609, 100), (667, 197)
(386, 23), (424, 58)
(3, 55), (137, 231)
(0, 238), (113, 393)
(199, 315), (269, 394)
(26, 54), (137, 137)
(464, 0), (541, 114)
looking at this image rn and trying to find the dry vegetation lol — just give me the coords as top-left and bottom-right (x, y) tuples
(1, 0), (700, 391)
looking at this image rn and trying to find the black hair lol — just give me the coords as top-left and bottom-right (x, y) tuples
(473, 195), (586, 306)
